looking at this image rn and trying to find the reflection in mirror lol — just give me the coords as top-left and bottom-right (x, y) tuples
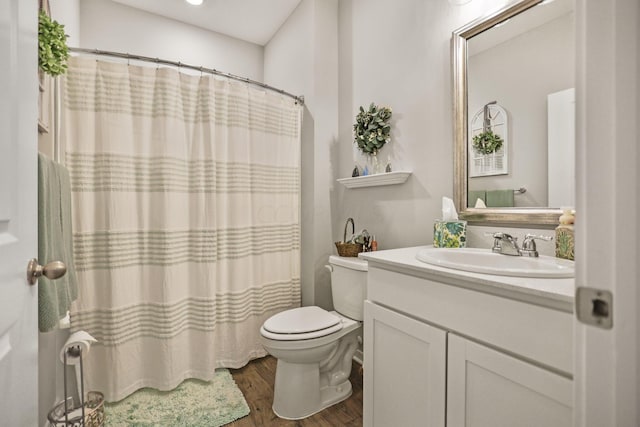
(453, 0), (575, 225)
(468, 0), (574, 208)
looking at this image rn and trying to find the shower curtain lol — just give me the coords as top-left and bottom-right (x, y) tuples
(61, 56), (302, 402)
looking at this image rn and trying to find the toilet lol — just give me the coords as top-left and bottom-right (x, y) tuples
(260, 255), (368, 420)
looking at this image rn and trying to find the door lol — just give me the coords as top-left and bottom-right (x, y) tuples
(547, 88), (575, 208)
(447, 334), (572, 427)
(363, 301), (447, 427)
(0, 0), (39, 426)
(575, 0), (639, 426)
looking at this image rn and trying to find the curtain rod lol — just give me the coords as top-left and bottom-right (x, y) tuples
(68, 47), (305, 106)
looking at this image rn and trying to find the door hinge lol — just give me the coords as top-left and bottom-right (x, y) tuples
(576, 287), (613, 329)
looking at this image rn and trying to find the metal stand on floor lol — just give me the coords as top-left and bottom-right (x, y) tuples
(47, 345), (105, 427)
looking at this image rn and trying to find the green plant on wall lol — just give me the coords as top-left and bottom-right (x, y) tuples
(38, 10), (69, 76)
(353, 103), (392, 156)
(472, 129), (503, 155)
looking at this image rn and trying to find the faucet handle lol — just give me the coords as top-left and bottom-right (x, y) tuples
(521, 234), (553, 257)
(484, 231), (503, 238)
(485, 231), (505, 241)
(489, 232), (517, 242)
(523, 233), (553, 244)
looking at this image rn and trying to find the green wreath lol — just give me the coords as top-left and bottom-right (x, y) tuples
(39, 10), (69, 76)
(472, 130), (503, 155)
(353, 103), (392, 155)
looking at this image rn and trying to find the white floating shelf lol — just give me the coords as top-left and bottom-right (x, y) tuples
(337, 171), (412, 189)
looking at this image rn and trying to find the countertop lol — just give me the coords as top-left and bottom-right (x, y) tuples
(359, 246), (575, 313)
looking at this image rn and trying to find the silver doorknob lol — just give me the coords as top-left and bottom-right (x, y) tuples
(26, 258), (67, 285)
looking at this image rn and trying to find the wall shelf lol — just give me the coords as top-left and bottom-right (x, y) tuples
(337, 171), (412, 189)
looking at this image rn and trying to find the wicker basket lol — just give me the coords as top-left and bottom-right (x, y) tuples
(335, 241), (363, 257)
(335, 217), (364, 257)
(47, 392), (105, 427)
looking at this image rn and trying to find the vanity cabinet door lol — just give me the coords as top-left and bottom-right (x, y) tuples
(364, 301), (447, 427)
(447, 334), (572, 427)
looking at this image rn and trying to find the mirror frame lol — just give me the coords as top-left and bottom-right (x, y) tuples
(453, 0), (563, 226)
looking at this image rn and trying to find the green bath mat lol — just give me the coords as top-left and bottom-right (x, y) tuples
(105, 369), (249, 426)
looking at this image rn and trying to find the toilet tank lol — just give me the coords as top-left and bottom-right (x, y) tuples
(328, 255), (368, 321)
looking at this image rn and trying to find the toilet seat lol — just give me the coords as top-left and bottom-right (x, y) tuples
(261, 306), (343, 341)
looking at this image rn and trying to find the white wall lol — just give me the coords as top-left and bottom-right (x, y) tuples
(468, 13), (575, 207)
(264, 0), (559, 309)
(50, 0), (80, 47)
(339, 0), (440, 250)
(264, 0), (339, 309)
(79, 0), (264, 81)
(337, 0), (528, 254)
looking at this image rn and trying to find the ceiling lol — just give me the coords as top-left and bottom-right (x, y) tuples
(469, 0), (573, 56)
(111, 0), (302, 46)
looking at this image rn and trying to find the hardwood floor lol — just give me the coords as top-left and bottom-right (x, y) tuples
(228, 356), (363, 427)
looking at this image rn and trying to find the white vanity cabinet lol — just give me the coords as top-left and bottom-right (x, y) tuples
(363, 301), (447, 427)
(360, 248), (574, 427)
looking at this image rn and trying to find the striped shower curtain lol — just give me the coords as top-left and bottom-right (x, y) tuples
(61, 56), (302, 402)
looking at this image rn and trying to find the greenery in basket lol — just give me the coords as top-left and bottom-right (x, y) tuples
(472, 129), (503, 155)
(353, 103), (392, 155)
(39, 10), (69, 76)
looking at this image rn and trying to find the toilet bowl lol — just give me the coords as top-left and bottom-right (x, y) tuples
(260, 255), (367, 420)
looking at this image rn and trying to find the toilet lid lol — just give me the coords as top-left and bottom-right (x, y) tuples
(263, 306), (341, 335)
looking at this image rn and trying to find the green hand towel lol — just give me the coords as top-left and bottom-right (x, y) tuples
(38, 154), (79, 332)
(468, 190), (486, 207)
(486, 189), (514, 207)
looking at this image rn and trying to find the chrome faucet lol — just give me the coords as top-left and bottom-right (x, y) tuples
(489, 232), (553, 257)
(490, 232), (521, 256)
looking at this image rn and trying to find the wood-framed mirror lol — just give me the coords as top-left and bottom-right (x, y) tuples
(453, 0), (575, 225)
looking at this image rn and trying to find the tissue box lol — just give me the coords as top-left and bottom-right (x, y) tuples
(433, 220), (467, 248)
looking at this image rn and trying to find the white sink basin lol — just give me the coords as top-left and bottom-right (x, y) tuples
(415, 247), (574, 278)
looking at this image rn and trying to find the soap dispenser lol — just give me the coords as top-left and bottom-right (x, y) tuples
(555, 208), (575, 260)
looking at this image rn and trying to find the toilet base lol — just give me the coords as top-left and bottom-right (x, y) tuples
(320, 379), (354, 410)
(273, 374), (353, 420)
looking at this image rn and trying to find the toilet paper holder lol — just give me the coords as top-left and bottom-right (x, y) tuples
(47, 345), (105, 426)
